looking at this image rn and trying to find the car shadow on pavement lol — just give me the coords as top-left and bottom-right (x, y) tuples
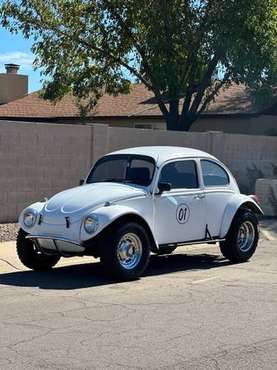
(0, 253), (232, 290)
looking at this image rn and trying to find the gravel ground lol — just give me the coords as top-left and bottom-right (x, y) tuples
(0, 223), (19, 242)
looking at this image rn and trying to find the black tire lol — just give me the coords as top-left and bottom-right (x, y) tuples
(156, 246), (177, 255)
(100, 222), (151, 280)
(219, 209), (259, 263)
(17, 229), (60, 271)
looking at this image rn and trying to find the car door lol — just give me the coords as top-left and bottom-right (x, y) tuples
(201, 159), (235, 237)
(154, 159), (206, 245)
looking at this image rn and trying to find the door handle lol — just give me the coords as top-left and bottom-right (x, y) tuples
(194, 194), (205, 199)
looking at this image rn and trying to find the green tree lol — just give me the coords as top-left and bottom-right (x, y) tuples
(1, 0), (276, 131)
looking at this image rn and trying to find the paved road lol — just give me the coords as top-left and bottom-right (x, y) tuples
(0, 227), (276, 369)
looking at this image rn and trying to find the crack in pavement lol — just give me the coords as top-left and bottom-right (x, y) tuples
(0, 258), (21, 271)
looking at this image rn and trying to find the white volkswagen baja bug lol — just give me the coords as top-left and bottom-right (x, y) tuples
(17, 146), (263, 280)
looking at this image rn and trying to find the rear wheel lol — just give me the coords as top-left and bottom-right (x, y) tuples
(17, 229), (60, 271)
(219, 209), (259, 263)
(100, 222), (151, 280)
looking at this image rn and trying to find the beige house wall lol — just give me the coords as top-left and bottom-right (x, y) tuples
(0, 121), (277, 222)
(94, 115), (277, 136)
(191, 115), (277, 136)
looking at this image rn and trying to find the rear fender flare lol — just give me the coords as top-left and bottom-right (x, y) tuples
(219, 195), (263, 238)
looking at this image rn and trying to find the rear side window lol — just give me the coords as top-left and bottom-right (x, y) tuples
(201, 160), (229, 187)
(159, 160), (199, 189)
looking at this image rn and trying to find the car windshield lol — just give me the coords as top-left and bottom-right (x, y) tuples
(86, 154), (156, 186)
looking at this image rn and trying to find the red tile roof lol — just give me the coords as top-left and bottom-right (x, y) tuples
(0, 83), (264, 120)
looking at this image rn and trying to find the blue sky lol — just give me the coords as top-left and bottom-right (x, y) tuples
(0, 27), (42, 92)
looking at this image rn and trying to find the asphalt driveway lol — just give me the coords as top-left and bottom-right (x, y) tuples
(0, 222), (276, 369)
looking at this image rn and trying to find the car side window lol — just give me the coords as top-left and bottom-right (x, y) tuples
(159, 160), (199, 189)
(201, 160), (229, 187)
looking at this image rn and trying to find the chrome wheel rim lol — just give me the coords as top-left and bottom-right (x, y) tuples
(237, 221), (255, 252)
(117, 233), (143, 270)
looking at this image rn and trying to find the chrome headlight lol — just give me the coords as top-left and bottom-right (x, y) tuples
(84, 215), (99, 234)
(23, 210), (37, 228)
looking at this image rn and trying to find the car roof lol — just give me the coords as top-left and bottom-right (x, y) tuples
(107, 146), (216, 166)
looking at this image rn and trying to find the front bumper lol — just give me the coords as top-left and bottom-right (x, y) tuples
(26, 235), (85, 255)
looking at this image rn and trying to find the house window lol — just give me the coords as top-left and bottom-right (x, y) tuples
(134, 124), (153, 129)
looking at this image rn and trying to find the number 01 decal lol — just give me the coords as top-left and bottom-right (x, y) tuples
(176, 204), (190, 224)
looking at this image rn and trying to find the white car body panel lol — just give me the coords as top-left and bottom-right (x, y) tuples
(219, 194), (263, 238)
(107, 146), (217, 168)
(18, 146), (263, 254)
(154, 188), (206, 244)
(20, 183), (148, 244)
(203, 188), (235, 237)
(79, 202), (155, 243)
(44, 182), (145, 223)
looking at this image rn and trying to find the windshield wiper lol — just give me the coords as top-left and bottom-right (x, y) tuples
(97, 179), (143, 185)
(101, 178), (125, 183)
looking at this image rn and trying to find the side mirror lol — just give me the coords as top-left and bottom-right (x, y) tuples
(79, 178), (85, 186)
(157, 182), (171, 194)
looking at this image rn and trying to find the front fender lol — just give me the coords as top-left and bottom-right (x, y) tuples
(80, 204), (156, 244)
(18, 202), (46, 234)
(219, 194), (263, 238)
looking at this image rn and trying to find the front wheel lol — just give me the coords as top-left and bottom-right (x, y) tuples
(219, 209), (259, 263)
(17, 229), (60, 271)
(100, 222), (151, 280)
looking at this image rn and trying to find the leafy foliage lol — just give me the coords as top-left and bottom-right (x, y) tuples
(1, 0), (276, 130)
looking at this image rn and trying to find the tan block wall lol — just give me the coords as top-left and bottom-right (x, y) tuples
(1, 121), (277, 222)
(0, 122), (92, 222)
(256, 179), (277, 216)
(91, 125), (277, 196)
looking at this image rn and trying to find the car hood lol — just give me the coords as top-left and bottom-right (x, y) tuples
(40, 182), (146, 224)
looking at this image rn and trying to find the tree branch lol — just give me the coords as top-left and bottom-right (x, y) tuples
(189, 55), (220, 114)
(16, 10), (154, 91)
(198, 74), (231, 115)
(181, 89), (193, 116)
(105, 3), (168, 115)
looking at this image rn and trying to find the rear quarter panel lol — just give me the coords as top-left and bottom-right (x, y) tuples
(219, 194), (263, 238)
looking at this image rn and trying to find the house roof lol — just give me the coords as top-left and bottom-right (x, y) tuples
(0, 83), (272, 121)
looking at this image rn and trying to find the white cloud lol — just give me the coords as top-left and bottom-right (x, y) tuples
(0, 51), (34, 70)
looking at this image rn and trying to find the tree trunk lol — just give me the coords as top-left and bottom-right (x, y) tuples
(166, 100), (180, 131)
(165, 110), (197, 132)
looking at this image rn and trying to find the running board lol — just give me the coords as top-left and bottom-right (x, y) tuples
(176, 238), (225, 247)
(160, 238), (225, 249)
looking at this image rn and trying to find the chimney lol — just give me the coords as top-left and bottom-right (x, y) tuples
(5, 63), (20, 74)
(0, 64), (28, 104)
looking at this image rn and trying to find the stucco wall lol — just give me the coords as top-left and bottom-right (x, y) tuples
(0, 121), (277, 222)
